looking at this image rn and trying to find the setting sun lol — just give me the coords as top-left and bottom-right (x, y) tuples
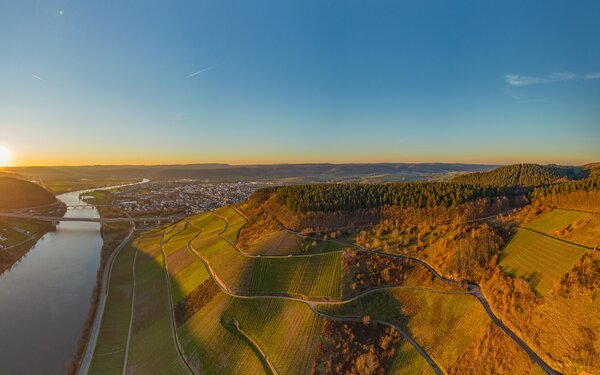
(0, 145), (11, 166)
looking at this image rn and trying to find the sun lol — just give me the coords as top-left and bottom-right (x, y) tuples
(0, 145), (11, 166)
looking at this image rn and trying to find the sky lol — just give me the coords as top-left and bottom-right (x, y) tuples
(0, 0), (599, 166)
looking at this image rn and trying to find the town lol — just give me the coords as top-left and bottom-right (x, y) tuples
(104, 180), (278, 215)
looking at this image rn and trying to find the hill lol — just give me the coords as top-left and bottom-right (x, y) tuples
(451, 163), (585, 187)
(0, 177), (56, 209)
(5, 163), (497, 183)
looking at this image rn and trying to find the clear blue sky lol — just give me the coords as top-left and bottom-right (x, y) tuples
(1, 0), (599, 166)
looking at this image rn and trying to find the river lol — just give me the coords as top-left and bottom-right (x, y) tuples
(0, 180), (147, 374)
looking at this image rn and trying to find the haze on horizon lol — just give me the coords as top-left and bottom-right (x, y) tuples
(1, 1), (599, 167)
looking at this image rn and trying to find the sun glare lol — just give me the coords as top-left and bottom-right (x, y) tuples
(0, 145), (11, 166)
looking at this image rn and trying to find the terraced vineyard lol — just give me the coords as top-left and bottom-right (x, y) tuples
(86, 203), (567, 375)
(249, 252), (343, 298)
(222, 298), (325, 374)
(499, 229), (587, 294)
(178, 293), (266, 373)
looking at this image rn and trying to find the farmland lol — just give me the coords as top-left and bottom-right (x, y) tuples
(88, 245), (137, 374)
(499, 229), (588, 294)
(88, 229), (189, 374)
(83, 187), (596, 375)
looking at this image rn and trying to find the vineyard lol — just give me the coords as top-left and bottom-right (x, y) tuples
(125, 231), (187, 374)
(249, 252), (343, 298)
(222, 298), (325, 374)
(85, 198), (571, 375)
(525, 209), (591, 235)
(177, 293), (267, 374)
(499, 229), (588, 294)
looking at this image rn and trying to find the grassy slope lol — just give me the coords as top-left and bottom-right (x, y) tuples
(499, 230), (587, 294)
(525, 208), (599, 248)
(88, 244), (137, 374)
(125, 231), (187, 374)
(525, 209), (590, 233)
(0, 177), (56, 209)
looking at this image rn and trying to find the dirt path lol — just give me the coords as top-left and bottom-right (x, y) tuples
(186, 234), (445, 374)
(160, 224), (196, 375)
(121, 248), (138, 375)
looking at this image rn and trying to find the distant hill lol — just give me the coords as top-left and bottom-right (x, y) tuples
(5, 163), (498, 183)
(0, 177), (57, 209)
(450, 163), (586, 187)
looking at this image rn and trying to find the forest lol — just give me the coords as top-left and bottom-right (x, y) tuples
(451, 163), (583, 187)
(276, 182), (513, 213)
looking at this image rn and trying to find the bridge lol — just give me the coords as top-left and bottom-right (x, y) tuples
(0, 212), (185, 224)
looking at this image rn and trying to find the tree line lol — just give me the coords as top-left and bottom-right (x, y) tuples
(275, 182), (516, 213)
(451, 163), (582, 187)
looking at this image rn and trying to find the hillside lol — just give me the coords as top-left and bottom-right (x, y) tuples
(451, 163), (584, 187)
(0, 177), (57, 209)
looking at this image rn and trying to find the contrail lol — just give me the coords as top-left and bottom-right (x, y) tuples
(185, 64), (219, 78)
(31, 74), (44, 81)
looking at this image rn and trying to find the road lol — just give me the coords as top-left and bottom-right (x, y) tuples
(271, 215), (563, 375)
(0, 212), (185, 223)
(186, 227), (446, 374)
(82, 206), (563, 375)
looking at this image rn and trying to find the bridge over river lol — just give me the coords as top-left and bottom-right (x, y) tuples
(0, 211), (185, 223)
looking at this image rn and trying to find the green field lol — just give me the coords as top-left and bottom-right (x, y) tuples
(499, 229), (588, 294)
(525, 209), (591, 235)
(88, 245), (137, 374)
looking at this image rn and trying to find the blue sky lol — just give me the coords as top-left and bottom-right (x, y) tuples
(0, 0), (599, 166)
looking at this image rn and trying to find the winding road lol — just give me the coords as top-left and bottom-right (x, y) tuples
(82, 206), (563, 375)
(269, 213), (562, 375)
